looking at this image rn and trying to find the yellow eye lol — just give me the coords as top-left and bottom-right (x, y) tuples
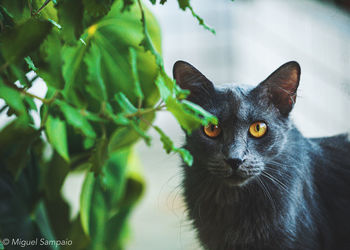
(249, 121), (267, 138)
(203, 123), (221, 138)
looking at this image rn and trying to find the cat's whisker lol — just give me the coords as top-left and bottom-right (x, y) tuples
(256, 176), (277, 212)
(264, 165), (294, 179)
(265, 172), (289, 190)
(261, 171), (289, 193)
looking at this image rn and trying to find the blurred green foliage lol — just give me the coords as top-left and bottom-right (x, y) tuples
(0, 0), (221, 249)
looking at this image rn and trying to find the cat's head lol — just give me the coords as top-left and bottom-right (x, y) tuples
(173, 61), (300, 187)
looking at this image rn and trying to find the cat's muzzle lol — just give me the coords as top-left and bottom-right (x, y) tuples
(220, 159), (261, 186)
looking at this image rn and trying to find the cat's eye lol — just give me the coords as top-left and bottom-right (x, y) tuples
(249, 121), (267, 138)
(203, 124), (221, 138)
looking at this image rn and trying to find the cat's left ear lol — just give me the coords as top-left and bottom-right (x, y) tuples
(255, 61), (301, 116)
(173, 60), (214, 103)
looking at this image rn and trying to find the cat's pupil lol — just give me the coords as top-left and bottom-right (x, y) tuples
(256, 124), (260, 131)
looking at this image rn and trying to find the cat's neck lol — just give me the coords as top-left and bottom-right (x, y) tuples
(182, 171), (291, 248)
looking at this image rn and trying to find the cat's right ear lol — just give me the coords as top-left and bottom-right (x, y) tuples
(173, 61), (214, 102)
(254, 61), (301, 116)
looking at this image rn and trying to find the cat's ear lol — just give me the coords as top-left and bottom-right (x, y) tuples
(173, 61), (214, 102)
(255, 61), (301, 116)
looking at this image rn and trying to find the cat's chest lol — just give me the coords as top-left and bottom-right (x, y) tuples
(185, 185), (279, 247)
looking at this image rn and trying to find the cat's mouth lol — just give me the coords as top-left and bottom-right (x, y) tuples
(224, 174), (251, 186)
(208, 164), (260, 186)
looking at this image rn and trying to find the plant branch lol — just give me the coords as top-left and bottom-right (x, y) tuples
(137, 0), (163, 67)
(0, 104), (8, 113)
(2, 78), (53, 104)
(124, 104), (166, 118)
(0, 62), (9, 73)
(33, 0), (51, 16)
(39, 91), (59, 129)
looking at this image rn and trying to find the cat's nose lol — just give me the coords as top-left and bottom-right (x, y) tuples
(225, 158), (243, 170)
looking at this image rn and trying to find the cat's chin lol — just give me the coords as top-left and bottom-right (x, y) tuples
(222, 175), (253, 187)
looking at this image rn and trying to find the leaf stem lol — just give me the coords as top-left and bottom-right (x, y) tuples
(137, 0), (163, 67)
(0, 62), (9, 73)
(40, 91), (59, 129)
(124, 104), (166, 118)
(33, 0), (51, 16)
(2, 78), (53, 104)
(0, 104), (8, 113)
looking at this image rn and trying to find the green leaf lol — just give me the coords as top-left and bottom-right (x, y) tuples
(0, 0), (31, 23)
(84, 110), (107, 122)
(0, 81), (26, 116)
(177, 0), (190, 10)
(80, 149), (144, 249)
(153, 125), (173, 153)
(115, 92), (138, 114)
(80, 150), (129, 237)
(84, 137), (95, 149)
(44, 153), (70, 199)
(24, 56), (37, 71)
(89, 135), (109, 175)
(188, 5), (215, 34)
(37, 30), (65, 89)
(108, 127), (139, 152)
(130, 120), (151, 146)
(57, 0), (84, 44)
(104, 152), (144, 249)
(176, 148), (193, 166)
(80, 172), (95, 236)
(168, 99), (200, 133)
(45, 115), (69, 162)
(0, 18), (52, 63)
(7, 63), (31, 87)
(84, 43), (108, 101)
(154, 125), (193, 166)
(121, 0), (135, 12)
(155, 72), (217, 133)
(96, 1), (161, 106)
(83, 0), (114, 17)
(0, 144), (45, 245)
(24, 96), (37, 112)
(0, 120), (40, 177)
(181, 99), (218, 125)
(155, 73), (173, 100)
(62, 44), (89, 106)
(43, 153), (71, 240)
(102, 150), (130, 206)
(105, 110), (130, 126)
(59, 0), (161, 112)
(0, 5), (14, 30)
(32, 0), (58, 20)
(65, 216), (90, 250)
(34, 202), (59, 250)
(56, 100), (97, 138)
(129, 47), (144, 103)
(108, 112), (154, 152)
(176, 0), (215, 34)
(0, 241), (3, 250)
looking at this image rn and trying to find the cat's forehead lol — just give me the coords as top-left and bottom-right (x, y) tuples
(213, 83), (254, 120)
(216, 83), (253, 92)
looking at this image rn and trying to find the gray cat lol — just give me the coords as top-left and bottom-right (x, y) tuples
(173, 61), (350, 250)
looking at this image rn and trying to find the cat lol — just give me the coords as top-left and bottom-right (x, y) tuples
(173, 60), (350, 250)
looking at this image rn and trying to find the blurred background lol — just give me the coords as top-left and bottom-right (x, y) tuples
(1, 0), (349, 249)
(129, 0), (350, 249)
